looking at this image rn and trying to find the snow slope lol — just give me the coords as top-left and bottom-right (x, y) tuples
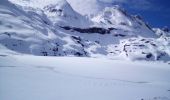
(0, 53), (170, 100)
(0, 0), (170, 62)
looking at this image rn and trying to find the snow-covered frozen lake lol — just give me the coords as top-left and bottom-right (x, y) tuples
(0, 54), (170, 100)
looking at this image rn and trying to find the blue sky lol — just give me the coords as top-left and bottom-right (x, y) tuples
(102, 0), (170, 28)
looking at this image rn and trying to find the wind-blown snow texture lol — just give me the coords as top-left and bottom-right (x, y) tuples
(0, 0), (170, 62)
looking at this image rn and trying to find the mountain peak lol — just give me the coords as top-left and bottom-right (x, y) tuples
(0, 0), (169, 62)
(66, 0), (113, 16)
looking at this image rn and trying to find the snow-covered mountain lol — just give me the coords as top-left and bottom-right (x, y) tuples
(66, 0), (113, 16)
(0, 0), (170, 62)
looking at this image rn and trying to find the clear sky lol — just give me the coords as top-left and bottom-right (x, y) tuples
(103, 0), (170, 28)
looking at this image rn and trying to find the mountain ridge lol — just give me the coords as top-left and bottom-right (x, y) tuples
(0, 0), (170, 62)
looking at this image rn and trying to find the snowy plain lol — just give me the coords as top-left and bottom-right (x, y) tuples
(0, 48), (170, 100)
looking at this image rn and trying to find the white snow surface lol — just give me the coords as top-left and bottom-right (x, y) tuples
(0, 52), (170, 100)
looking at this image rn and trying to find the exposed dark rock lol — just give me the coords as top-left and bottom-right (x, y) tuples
(150, 43), (156, 47)
(140, 39), (145, 41)
(41, 51), (48, 56)
(95, 41), (100, 44)
(60, 26), (117, 34)
(114, 34), (126, 37)
(133, 44), (145, 47)
(3, 32), (11, 37)
(43, 20), (50, 25)
(71, 36), (81, 41)
(145, 23), (152, 30)
(157, 53), (166, 60)
(123, 44), (130, 56)
(146, 53), (152, 59)
(73, 27), (109, 34)
(61, 26), (71, 30)
(145, 41), (150, 43)
(74, 52), (83, 56)
(162, 26), (169, 32)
